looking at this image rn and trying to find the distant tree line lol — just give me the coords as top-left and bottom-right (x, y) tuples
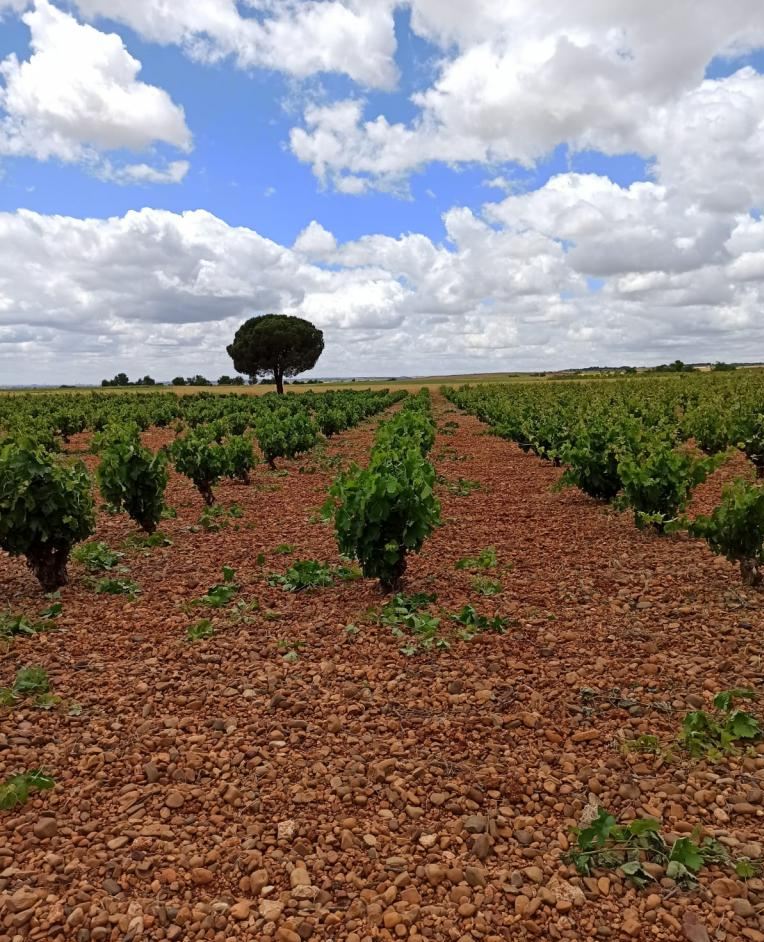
(101, 373), (249, 387)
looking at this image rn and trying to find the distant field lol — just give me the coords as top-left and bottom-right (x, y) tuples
(0, 371), (570, 396)
(2, 365), (762, 395)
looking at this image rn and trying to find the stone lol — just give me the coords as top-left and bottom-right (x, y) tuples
(259, 900), (284, 921)
(425, 864), (447, 886)
(523, 866), (544, 884)
(464, 814), (488, 834)
(229, 900), (251, 921)
(32, 817), (57, 839)
(290, 867), (311, 888)
(191, 868), (214, 885)
(165, 791), (185, 809)
(731, 898), (754, 917)
(472, 833), (492, 859)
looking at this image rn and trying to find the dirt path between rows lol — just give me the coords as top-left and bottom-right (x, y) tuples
(1, 392), (763, 942)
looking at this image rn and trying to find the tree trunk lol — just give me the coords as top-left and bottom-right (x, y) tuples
(139, 516), (157, 534)
(740, 558), (762, 587)
(275, 370), (284, 395)
(380, 554), (407, 593)
(198, 482), (215, 506)
(27, 544), (69, 593)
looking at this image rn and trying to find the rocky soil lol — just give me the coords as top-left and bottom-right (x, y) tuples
(1, 393), (762, 942)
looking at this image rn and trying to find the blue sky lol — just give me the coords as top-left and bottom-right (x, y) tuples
(0, 1), (763, 383)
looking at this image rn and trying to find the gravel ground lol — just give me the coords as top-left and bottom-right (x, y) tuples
(0, 394), (762, 942)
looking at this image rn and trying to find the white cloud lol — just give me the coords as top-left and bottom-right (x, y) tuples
(290, 2), (764, 195)
(1, 200), (764, 384)
(0, 0), (191, 176)
(293, 220), (337, 257)
(99, 159), (190, 185)
(72, 0), (399, 89)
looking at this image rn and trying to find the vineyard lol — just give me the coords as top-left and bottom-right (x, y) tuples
(1, 375), (763, 941)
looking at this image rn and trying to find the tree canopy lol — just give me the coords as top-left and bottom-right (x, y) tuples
(227, 314), (324, 394)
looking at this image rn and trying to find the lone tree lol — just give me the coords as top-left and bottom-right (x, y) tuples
(227, 314), (324, 394)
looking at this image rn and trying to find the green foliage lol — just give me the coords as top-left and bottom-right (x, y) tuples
(267, 559), (358, 591)
(255, 409), (318, 469)
(0, 610), (55, 641)
(94, 577), (140, 598)
(0, 770), (55, 810)
(739, 413), (764, 476)
(124, 530), (172, 550)
(329, 400), (440, 591)
(455, 547), (498, 571)
(450, 604), (508, 638)
(559, 419), (625, 501)
(620, 734), (661, 755)
(0, 665), (51, 705)
(438, 475), (481, 496)
(569, 807), (716, 887)
(72, 541), (123, 572)
(225, 434), (256, 482)
(0, 439), (95, 591)
(680, 689), (760, 757)
(14, 665), (50, 695)
(690, 480), (764, 585)
(171, 429), (229, 505)
(227, 314), (324, 393)
(277, 638), (307, 662)
(96, 424), (168, 533)
(378, 593), (446, 655)
(192, 567), (239, 607)
(471, 576), (502, 596)
(186, 618), (214, 641)
(618, 438), (717, 532)
(379, 592), (436, 625)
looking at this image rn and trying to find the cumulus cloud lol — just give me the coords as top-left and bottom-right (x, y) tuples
(293, 220), (337, 258)
(290, 2), (764, 195)
(1, 202), (764, 384)
(71, 0), (398, 89)
(0, 0), (191, 176)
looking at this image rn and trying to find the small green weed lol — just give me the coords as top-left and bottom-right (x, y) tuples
(450, 604), (508, 639)
(273, 543), (295, 555)
(124, 530), (172, 549)
(192, 567), (239, 607)
(186, 619), (214, 641)
(438, 475), (481, 495)
(277, 638), (306, 663)
(39, 600), (63, 620)
(268, 560), (359, 591)
(0, 770), (55, 810)
(471, 576), (502, 596)
(0, 611), (53, 641)
(196, 504), (244, 532)
(0, 666), (52, 707)
(94, 578), (140, 598)
(568, 807), (722, 887)
(621, 734), (661, 755)
(379, 592), (436, 626)
(379, 593), (447, 654)
(680, 689), (761, 758)
(72, 541), (123, 572)
(13, 665), (50, 696)
(456, 547), (498, 571)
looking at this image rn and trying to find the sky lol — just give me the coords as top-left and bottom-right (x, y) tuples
(0, 1), (763, 384)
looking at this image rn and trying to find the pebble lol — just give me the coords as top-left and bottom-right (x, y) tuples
(32, 817), (58, 839)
